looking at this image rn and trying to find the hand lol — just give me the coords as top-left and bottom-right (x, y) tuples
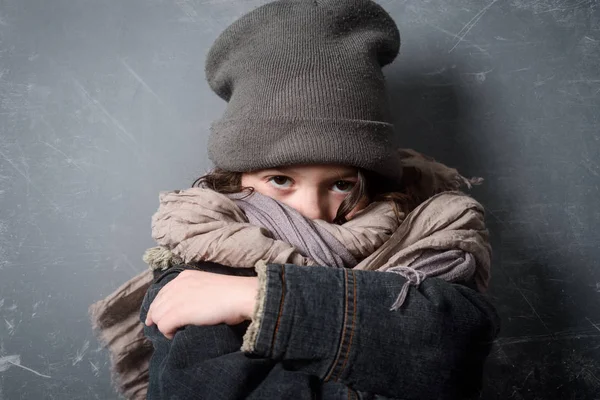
(145, 269), (259, 340)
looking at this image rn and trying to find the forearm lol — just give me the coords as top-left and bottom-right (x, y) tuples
(141, 271), (316, 400)
(243, 261), (500, 399)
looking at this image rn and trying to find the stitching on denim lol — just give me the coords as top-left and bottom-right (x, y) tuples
(269, 265), (286, 358)
(348, 386), (359, 400)
(335, 270), (357, 381)
(324, 269), (349, 382)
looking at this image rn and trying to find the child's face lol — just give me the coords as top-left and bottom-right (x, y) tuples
(241, 164), (369, 223)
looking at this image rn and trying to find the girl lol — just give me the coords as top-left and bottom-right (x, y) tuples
(91, 0), (499, 399)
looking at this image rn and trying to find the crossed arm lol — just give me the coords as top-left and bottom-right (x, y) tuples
(141, 252), (499, 400)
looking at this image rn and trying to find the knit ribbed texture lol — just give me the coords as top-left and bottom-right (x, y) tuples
(205, 0), (403, 182)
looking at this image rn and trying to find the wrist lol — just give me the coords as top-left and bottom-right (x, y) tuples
(240, 276), (259, 320)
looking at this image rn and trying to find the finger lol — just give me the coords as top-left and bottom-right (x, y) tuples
(145, 289), (168, 326)
(148, 297), (173, 327)
(156, 309), (182, 340)
(146, 284), (174, 318)
(146, 292), (173, 327)
(150, 296), (187, 335)
(145, 309), (154, 326)
(145, 276), (182, 327)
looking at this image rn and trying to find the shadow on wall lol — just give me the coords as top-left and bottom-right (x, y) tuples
(385, 61), (578, 398)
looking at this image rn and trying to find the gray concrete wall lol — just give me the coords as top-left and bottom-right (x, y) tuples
(1, 1), (599, 398)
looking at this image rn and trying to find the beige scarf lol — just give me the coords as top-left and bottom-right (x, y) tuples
(89, 148), (490, 400)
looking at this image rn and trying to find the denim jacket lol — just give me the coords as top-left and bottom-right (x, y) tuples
(140, 258), (500, 400)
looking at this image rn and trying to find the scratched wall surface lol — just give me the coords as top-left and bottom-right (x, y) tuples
(0, 0), (598, 399)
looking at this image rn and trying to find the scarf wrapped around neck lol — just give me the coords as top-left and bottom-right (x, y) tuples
(89, 148), (491, 400)
(149, 186), (490, 305)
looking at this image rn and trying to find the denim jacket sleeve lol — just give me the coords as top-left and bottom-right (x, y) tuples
(242, 258), (500, 400)
(141, 264), (416, 400)
(140, 266), (323, 400)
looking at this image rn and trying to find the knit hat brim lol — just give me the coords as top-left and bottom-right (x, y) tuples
(208, 117), (403, 182)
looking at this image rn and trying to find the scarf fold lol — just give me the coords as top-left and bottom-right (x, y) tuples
(229, 191), (359, 268)
(152, 189), (399, 270)
(89, 147), (490, 400)
(151, 188), (489, 309)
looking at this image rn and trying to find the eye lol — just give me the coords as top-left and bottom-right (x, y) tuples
(332, 180), (355, 194)
(267, 176), (293, 189)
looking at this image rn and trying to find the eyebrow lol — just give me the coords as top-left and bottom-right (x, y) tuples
(262, 168), (358, 180)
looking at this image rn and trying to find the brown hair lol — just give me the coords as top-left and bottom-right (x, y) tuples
(192, 167), (419, 225)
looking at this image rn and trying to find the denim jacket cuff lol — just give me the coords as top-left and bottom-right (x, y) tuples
(240, 263), (351, 379)
(241, 260), (269, 353)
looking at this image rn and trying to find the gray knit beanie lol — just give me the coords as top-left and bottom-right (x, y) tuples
(205, 0), (402, 182)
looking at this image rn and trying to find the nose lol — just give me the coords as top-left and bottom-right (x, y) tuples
(288, 190), (331, 222)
